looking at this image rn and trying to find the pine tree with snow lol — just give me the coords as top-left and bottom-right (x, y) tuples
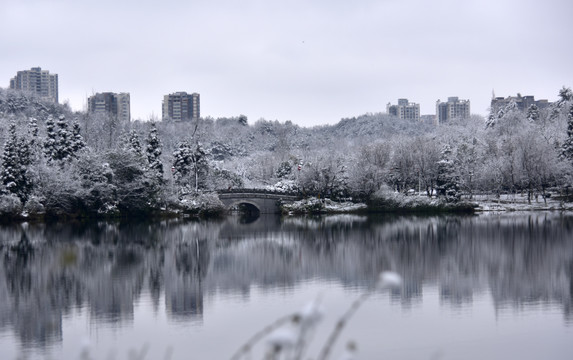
(485, 112), (496, 129)
(190, 142), (209, 192)
(526, 104), (540, 122)
(172, 141), (193, 188)
(1, 121), (33, 202)
(562, 105), (573, 162)
(146, 123), (164, 182)
(172, 141), (209, 192)
(435, 144), (460, 202)
(44, 115), (58, 161)
(127, 129), (143, 157)
(71, 121), (86, 153)
(55, 115), (74, 161)
(550, 86), (573, 120)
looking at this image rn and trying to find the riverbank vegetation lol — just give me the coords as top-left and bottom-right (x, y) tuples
(1, 87), (573, 219)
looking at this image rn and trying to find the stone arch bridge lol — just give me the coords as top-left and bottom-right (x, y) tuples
(218, 189), (301, 214)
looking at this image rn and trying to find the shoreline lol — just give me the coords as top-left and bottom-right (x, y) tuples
(2, 193), (573, 224)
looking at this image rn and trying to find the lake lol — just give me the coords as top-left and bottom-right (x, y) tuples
(0, 213), (572, 359)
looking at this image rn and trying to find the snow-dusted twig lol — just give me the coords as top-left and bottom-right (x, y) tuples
(229, 313), (299, 360)
(317, 271), (401, 360)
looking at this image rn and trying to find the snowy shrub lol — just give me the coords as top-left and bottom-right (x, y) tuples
(266, 180), (299, 193)
(23, 196), (45, 218)
(0, 194), (22, 219)
(281, 197), (325, 214)
(370, 185), (474, 213)
(178, 192), (226, 217)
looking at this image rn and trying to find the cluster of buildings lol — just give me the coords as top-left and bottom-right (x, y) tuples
(8, 67), (200, 122)
(8, 67), (554, 125)
(386, 92), (552, 125)
(387, 97), (471, 125)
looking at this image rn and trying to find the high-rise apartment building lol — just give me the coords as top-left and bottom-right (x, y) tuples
(162, 92), (200, 121)
(436, 97), (471, 124)
(387, 98), (420, 120)
(9, 67), (58, 103)
(87, 92), (131, 122)
(491, 94), (551, 112)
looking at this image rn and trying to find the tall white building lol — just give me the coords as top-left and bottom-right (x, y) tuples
(436, 97), (470, 124)
(387, 98), (420, 120)
(87, 92), (131, 122)
(9, 67), (58, 103)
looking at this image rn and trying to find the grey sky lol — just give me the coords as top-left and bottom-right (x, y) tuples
(1, 0), (572, 126)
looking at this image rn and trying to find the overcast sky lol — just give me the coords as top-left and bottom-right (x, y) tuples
(1, 0), (572, 126)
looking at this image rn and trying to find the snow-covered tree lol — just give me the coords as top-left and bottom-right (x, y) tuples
(299, 153), (348, 199)
(172, 141), (210, 193)
(172, 141), (193, 187)
(71, 121), (86, 153)
(43, 115), (80, 162)
(435, 145), (460, 202)
(44, 116), (58, 161)
(190, 142), (209, 192)
(146, 123), (164, 182)
(56, 115), (74, 161)
(347, 142), (391, 198)
(276, 160), (293, 179)
(562, 104), (573, 162)
(1, 121), (33, 202)
(526, 104), (540, 122)
(551, 87), (573, 120)
(127, 129), (143, 156)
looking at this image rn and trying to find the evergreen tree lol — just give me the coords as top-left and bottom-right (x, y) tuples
(55, 115), (74, 161)
(550, 87), (573, 120)
(1, 121), (33, 202)
(71, 120), (86, 153)
(43, 115), (78, 162)
(238, 114), (248, 126)
(172, 141), (193, 188)
(44, 116), (58, 161)
(190, 142), (209, 192)
(276, 161), (292, 179)
(27, 117), (41, 163)
(526, 104), (539, 122)
(435, 145), (460, 202)
(146, 123), (164, 182)
(562, 105), (573, 162)
(127, 129), (143, 157)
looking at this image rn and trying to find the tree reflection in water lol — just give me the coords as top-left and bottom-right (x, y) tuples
(0, 213), (572, 353)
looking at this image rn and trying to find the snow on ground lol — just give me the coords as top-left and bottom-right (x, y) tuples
(282, 197), (367, 214)
(471, 194), (573, 212)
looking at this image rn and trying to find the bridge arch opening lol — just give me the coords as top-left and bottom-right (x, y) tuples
(230, 202), (261, 223)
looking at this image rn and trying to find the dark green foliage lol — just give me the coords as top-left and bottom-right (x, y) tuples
(562, 105), (573, 162)
(526, 104), (539, 122)
(71, 121), (86, 153)
(107, 150), (160, 215)
(126, 129), (143, 156)
(1, 121), (33, 202)
(44, 116), (58, 161)
(43, 115), (79, 162)
(276, 161), (292, 179)
(436, 145), (460, 203)
(146, 123), (164, 182)
(172, 141), (209, 192)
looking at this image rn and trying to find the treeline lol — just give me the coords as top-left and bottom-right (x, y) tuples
(0, 87), (573, 219)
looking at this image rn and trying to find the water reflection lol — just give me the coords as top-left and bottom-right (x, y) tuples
(0, 213), (572, 349)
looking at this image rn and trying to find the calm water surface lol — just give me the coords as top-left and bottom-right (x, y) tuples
(0, 213), (572, 359)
